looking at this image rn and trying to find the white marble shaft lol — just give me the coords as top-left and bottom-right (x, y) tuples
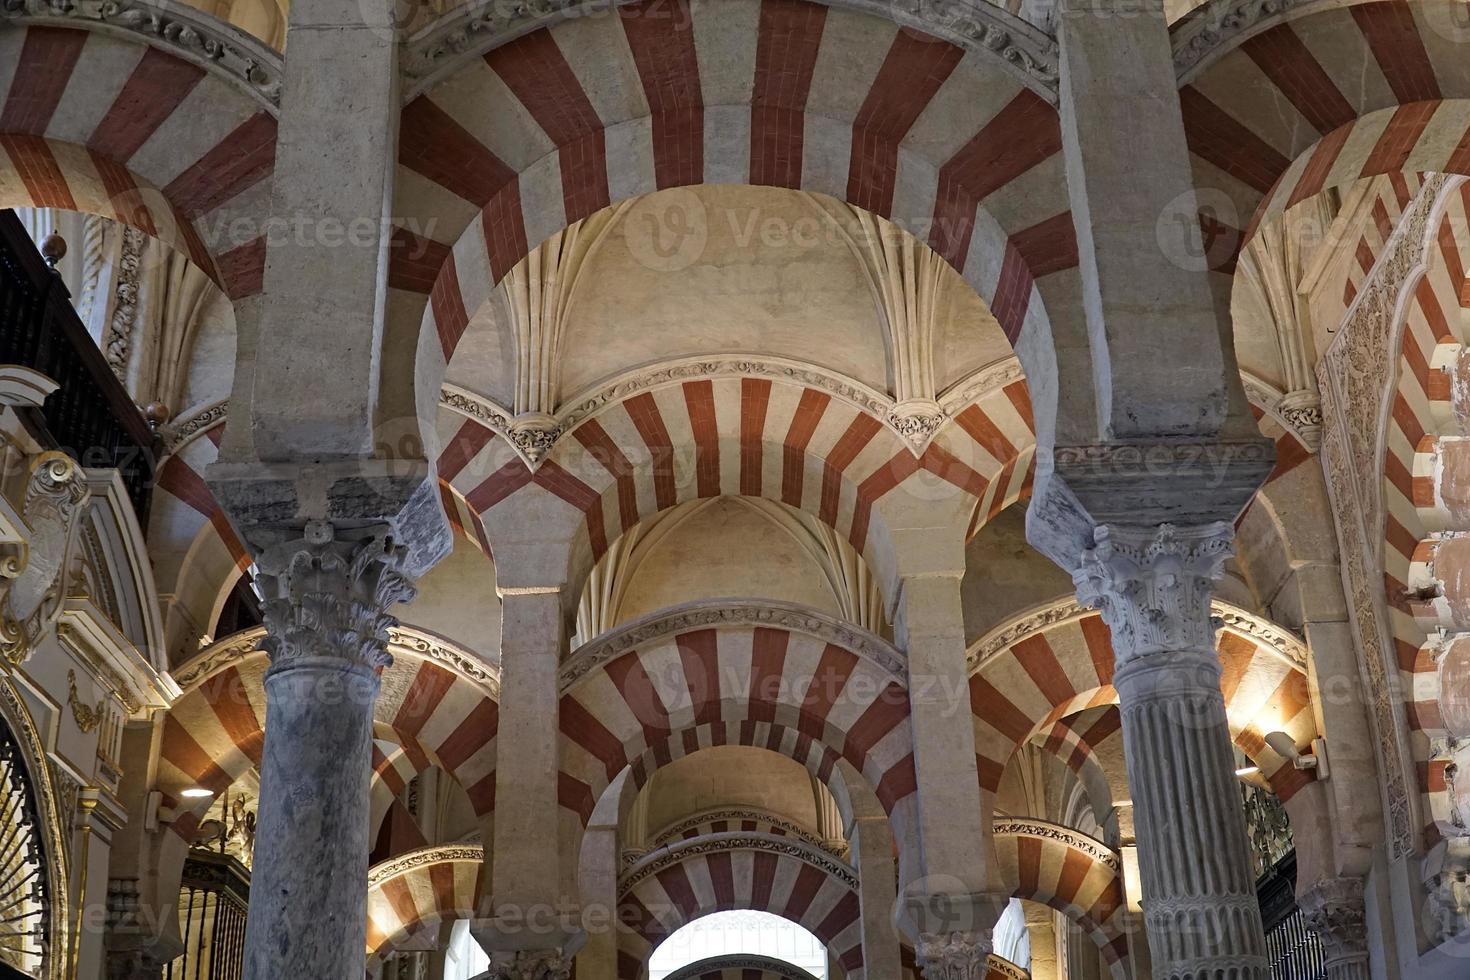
(1076, 524), (1268, 979)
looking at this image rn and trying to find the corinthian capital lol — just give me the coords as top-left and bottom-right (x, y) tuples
(915, 931), (991, 980)
(488, 949), (574, 980)
(1072, 522), (1234, 667)
(1298, 876), (1368, 966)
(254, 521), (416, 672)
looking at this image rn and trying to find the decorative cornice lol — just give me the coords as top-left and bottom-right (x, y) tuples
(368, 844), (483, 887)
(172, 623), (501, 699)
(665, 956), (819, 980)
(562, 599), (905, 693)
(443, 355), (1030, 465)
(992, 817), (1121, 871)
(620, 832), (857, 896)
(0, 0), (282, 111)
(648, 807), (826, 851)
(161, 402), (227, 455)
(1172, 0), (1329, 83)
(967, 594), (1307, 673)
(403, 0), (1057, 103)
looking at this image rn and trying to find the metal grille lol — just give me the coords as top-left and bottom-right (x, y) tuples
(0, 721), (49, 977)
(1259, 851), (1326, 980)
(164, 853), (249, 980)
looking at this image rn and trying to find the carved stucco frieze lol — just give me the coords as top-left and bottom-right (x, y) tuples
(619, 833), (857, 895)
(0, 0), (282, 110)
(161, 402), (227, 455)
(173, 623), (501, 698)
(101, 226), (144, 384)
(252, 522), (416, 673)
(648, 807), (826, 852)
(1315, 175), (1450, 861)
(1172, 0), (1320, 82)
(561, 599), (906, 693)
(442, 353), (1027, 465)
(403, 0), (1056, 102)
(368, 844), (483, 887)
(992, 818), (1121, 871)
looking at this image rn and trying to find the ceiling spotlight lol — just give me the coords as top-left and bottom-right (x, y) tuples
(180, 787), (214, 799)
(1264, 731), (1320, 771)
(1235, 766), (1260, 778)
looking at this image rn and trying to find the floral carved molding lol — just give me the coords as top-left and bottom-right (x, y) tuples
(441, 356), (1026, 468)
(561, 599), (906, 694)
(966, 594), (1308, 674)
(992, 817), (1121, 871)
(173, 623), (502, 699)
(619, 832), (858, 896)
(1172, 0), (1340, 82)
(648, 808), (827, 851)
(368, 844), (483, 888)
(1314, 173), (1452, 861)
(404, 0), (1057, 102)
(0, 0), (282, 111)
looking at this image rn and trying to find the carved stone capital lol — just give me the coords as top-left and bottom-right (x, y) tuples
(1299, 877), (1368, 966)
(1073, 522), (1234, 671)
(254, 522), (416, 673)
(915, 931), (992, 980)
(487, 949), (574, 980)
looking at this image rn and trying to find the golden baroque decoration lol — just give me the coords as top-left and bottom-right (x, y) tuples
(56, 625), (144, 715)
(620, 832), (857, 895)
(367, 844), (483, 887)
(562, 599), (906, 693)
(1, 453), (87, 666)
(65, 671), (103, 734)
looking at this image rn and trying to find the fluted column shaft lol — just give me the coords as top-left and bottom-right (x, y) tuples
(1075, 523), (1267, 980)
(241, 523), (416, 980)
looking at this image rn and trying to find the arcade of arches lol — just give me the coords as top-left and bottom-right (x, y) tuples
(7, 0), (1470, 978)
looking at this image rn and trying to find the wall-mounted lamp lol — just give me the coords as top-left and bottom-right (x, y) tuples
(1264, 731), (1329, 780)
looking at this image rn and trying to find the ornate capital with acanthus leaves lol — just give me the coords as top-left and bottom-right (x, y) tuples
(1072, 522), (1234, 670)
(915, 931), (992, 980)
(1298, 877), (1369, 967)
(488, 949), (574, 980)
(254, 521), (416, 673)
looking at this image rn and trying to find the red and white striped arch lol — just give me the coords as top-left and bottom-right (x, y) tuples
(159, 629), (500, 840)
(616, 834), (865, 980)
(663, 956), (821, 980)
(434, 373), (1036, 591)
(557, 603), (914, 835)
(969, 599), (1321, 804)
(366, 845), (484, 961)
(1177, 1), (1470, 305)
(648, 807), (828, 851)
(1033, 705), (1123, 817)
(992, 819), (1130, 975)
(1376, 179), (1470, 850)
(0, 24), (276, 296)
(395, 0), (1078, 419)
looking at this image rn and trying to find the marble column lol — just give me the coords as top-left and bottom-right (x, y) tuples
(1075, 522), (1267, 979)
(240, 522), (416, 980)
(1298, 877), (1370, 980)
(851, 815), (903, 980)
(894, 566), (1007, 978)
(479, 586), (583, 979)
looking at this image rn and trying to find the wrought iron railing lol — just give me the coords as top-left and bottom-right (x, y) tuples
(1259, 851), (1326, 980)
(164, 852), (249, 980)
(0, 210), (157, 526)
(0, 720), (49, 979)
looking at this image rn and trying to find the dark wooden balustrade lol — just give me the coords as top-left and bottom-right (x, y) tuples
(0, 209), (158, 527)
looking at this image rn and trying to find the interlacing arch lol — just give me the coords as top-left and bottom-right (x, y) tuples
(392, 0), (1080, 450)
(0, 22), (278, 296)
(968, 596), (1321, 804)
(366, 845), (484, 962)
(159, 627), (501, 842)
(434, 370), (1036, 593)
